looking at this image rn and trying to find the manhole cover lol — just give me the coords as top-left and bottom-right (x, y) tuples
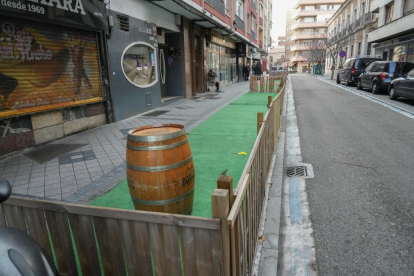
(286, 166), (307, 177)
(142, 110), (169, 117)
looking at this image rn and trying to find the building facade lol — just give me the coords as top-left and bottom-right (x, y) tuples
(368, 0), (414, 63)
(0, 0), (272, 155)
(268, 46), (287, 69)
(326, 0), (379, 69)
(285, 0), (344, 73)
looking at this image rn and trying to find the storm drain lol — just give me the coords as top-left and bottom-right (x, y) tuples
(286, 166), (307, 177)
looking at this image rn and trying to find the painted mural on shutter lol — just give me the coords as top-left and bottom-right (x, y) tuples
(0, 16), (102, 118)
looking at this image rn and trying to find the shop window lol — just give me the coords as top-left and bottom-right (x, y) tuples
(408, 44), (414, 63)
(122, 42), (158, 88)
(392, 45), (406, 61)
(385, 2), (394, 24)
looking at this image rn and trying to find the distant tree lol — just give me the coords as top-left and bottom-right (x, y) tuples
(304, 39), (327, 74)
(322, 24), (357, 79)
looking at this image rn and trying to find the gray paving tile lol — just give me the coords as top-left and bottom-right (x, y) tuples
(31, 192), (45, 198)
(59, 167), (75, 173)
(60, 176), (76, 182)
(14, 175), (30, 181)
(45, 188), (62, 197)
(62, 185), (78, 194)
(87, 167), (102, 173)
(13, 179), (30, 186)
(75, 173), (90, 180)
(47, 194), (62, 200)
(30, 171), (45, 178)
(28, 187), (44, 194)
(45, 183), (61, 190)
(29, 181), (45, 188)
(62, 192), (75, 199)
(60, 171), (75, 178)
(76, 178), (92, 188)
(45, 178), (61, 185)
(86, 162), (100, 169)
(12, 185), (28, 193)
(29, 176), (45, 183)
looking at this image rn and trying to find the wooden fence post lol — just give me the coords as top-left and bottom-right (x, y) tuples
(257, 112), (264, 135)
(212, 189), (231, 276)
(267, 96), (272, 107)
(217, 175), (234, 206)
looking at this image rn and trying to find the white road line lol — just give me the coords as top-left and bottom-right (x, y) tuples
(316, 78), (414, 119)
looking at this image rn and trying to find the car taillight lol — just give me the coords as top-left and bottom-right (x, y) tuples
(351, 68), (355, 75)
(380, 72), (387, 80)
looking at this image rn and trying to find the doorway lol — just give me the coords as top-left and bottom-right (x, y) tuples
(194, 35), (204, 93)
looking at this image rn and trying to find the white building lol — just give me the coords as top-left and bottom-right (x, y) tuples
(368, 0), (414, 62)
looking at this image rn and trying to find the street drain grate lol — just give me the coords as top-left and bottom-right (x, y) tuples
(286, 166), (307, 177)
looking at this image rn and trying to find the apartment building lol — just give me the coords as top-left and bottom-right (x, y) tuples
(368, 0), (414, 62)
(268, 46), (287, 69)
(286, 0), (345, 73)
(326, 0), (379, 69)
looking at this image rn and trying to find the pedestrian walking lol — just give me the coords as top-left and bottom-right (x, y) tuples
(246, 64), (250, 80)
(255, 61), (262, 80)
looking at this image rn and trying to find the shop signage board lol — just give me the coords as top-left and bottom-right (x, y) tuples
(0, 0), (108, 30)
(0, 16), (102, 118)
(210, 31), (235, 49)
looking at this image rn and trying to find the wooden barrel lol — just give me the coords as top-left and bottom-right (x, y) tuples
(126, 124), (195, 215)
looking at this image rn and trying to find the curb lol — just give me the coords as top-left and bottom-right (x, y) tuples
(256, 76), (289, 276)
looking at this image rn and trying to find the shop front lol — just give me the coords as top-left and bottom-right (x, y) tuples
(372, 33), (414, 63)
(0, 0), (109, 155)
(207, 31), (236, 87)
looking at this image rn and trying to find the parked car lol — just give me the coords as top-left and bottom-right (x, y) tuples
(357, 61), (414, 94)
(388, 68), (414, 100)
(337, 57), (382, 86)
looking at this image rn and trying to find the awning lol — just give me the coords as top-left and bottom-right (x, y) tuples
(289, 62), (297, 67)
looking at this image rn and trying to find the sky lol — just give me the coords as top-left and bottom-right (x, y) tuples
(271, 0), (296, 39)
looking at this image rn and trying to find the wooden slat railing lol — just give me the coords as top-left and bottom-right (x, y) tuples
(227, 73), (286, 275)
(0, 196), (224, 276)
(250, 76), (282, 92)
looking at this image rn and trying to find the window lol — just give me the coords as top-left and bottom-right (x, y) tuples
(334, 4), (341, 9)
(270, 56), (273, 62)
(408, 44), (414, 63)
(281, 55), (285, 58)
(365, 63), (375, 72)
(304, 17), (315, 23)
(403, 0), (414, 14)
(304, 5), (314, 11)
(392, 45), (405, 61)
(320, 5), (328, 10)
(236, 0), (244, 20)
(252, 14), (256, 33)
(225, 0), (229, 15)
(357, 42), (361, 56)
(343, 59), (354, 68)
(361, 2), (366, 15)
(351, 45), (354, 56)
(259, 5), (263, 18)
(347, 14), (351, 25)
(385, 2), (394, 24)
(121, 42), (157, 88)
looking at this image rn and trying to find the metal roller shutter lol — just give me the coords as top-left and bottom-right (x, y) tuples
(0, 16), (102, 118)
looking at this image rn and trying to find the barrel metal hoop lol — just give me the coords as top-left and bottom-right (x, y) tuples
(128, 129), (187, 142)
(127, 138), (188, 151)
(131, 188), (195, 206)
(127, 156), (193, 172)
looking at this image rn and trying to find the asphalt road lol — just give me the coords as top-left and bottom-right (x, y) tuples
(291, 74), (414, 275)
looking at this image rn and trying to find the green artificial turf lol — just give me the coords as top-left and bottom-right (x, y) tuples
(90, 92), (277, 218)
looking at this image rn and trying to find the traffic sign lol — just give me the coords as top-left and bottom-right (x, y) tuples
(339, 51), (346, 58)
(307, 58), (310, 61)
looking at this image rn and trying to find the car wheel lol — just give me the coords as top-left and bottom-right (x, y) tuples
(357, 80), (363, 90)
(372, 82), (379, 94)
(389, 86), (398, 100)
(336, 75), (340, 84)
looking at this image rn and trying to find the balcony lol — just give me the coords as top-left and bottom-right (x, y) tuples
(250, 30), (256, 41)
(293, 0), (340, 9)
(251, 0), (257, 12)
(292, 21), (327, 30)
(235, 15), (245, 32)
(290, 56), (308, 62)
(205, 0), (225, 15)
(290, 44), (310, 51)
(292, 9), (337, 20)
(291, 32), (326, 41)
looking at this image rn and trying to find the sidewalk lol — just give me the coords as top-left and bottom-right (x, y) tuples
(0, 81), (250, 202)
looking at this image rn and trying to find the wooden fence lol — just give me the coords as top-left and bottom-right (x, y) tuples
(250, 76), (282, 93)
(0, 196), (224, 276)
(0, 73), (287, 276)
(224, 73), (286, 275)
